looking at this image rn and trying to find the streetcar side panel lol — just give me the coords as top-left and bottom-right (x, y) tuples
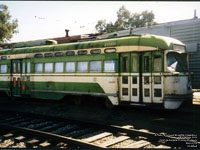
(29, 53), (119, 105)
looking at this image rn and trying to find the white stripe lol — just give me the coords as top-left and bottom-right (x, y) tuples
(31, 89), (117, 97)
(23, 73), (119, 76)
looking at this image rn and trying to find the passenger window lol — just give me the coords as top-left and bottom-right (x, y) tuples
(55, 62), (64, 73)
(144, 56), (149, 72)
(1, 56), (7, 60)
(154, 55), (162, 72)
(0, 65), (7, 73)
(22, 62), (25, 73)
(122, 76), (128, 84)
(154, 76), (161, 84)
(13, 63), (16, 73)
(132, 88), (137, 96)
(44, 63), (53, 72)
(35, 63), (43, 73)
(122, 57), (128, 72)
(132, 56), (137, 72)
(66, 51), (75, 56)
(104, 48), (116, 53)
(104, 60), (116, 72)
(18, 63), (21, 73)
(27, 62), (31, 73)
(34, 54), (43, 58)
(55, 52), (64, 57)
(122, 88), (128, 96)
(144, 89), (150, 97)
(132, 77), (137, 84)
(66, 62), (75, 72)
(78, 50), (87, 55)
(144, 76), (149, 84)
(44, 53), (53, 57)
(154, 89), (162, 97)
(90, 61), (101, 72)
(90, 49), (101, 54)
(77, 62), (88, 72)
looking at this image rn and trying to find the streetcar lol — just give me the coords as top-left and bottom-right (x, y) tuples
(0, 34), (193, 109)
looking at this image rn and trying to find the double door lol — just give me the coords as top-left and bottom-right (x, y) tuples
(120, 51), (163, 104)
(11, 59), (31, 97)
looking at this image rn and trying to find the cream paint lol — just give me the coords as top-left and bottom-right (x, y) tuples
(164, 76), (189, 95)
(0, 76), (10, 81)
(31, 75), (118, 96)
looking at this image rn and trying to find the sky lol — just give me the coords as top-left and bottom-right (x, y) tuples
(2, 1), (200, 43)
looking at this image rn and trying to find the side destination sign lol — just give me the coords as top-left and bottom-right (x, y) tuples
(104, 41), (117, 47)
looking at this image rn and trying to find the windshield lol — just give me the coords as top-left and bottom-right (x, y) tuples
(166, 52), (188, 72)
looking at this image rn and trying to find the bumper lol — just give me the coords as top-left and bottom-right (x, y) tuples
(164, 93), (193, 109)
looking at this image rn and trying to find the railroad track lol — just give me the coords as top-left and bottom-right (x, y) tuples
(0, 111), (198, 149)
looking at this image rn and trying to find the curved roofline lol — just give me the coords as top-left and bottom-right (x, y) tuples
(0, 34), (185, 55)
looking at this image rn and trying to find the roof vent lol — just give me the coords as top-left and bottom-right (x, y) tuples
(65, 29), (70, 37)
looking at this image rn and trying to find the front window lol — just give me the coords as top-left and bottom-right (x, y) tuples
(166, 52), (188, 72)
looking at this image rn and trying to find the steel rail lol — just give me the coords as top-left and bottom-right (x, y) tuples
(0, 124), (104, 149)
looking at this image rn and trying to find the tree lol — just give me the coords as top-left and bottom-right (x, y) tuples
(0, 4), (18, 44)
(114, 5), (131, 31)
(95, 6), (157, 33)
(95, 20), (107, 34)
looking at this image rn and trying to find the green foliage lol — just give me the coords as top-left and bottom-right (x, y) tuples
(0, 4), (18, 43)
(95, 5), (157, 33)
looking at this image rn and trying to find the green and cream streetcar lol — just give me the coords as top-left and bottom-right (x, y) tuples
(0, 34), (193, 109)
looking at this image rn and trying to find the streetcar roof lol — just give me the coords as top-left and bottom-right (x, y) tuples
(0, 34), (185, 55)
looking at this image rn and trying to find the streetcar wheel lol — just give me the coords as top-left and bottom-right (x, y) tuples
(105, 99), (114, 109)
(74, 97), (82, 105)
(10, 96), (16, 101)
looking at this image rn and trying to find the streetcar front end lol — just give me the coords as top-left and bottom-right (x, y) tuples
(163, 45), (193, 109)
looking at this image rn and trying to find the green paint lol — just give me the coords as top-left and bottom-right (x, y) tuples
(31, 82), (105, 100)
(0, 81), (10, 88)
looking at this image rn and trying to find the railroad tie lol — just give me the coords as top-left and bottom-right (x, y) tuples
(101, 136), (130, 147)
(83, 132), (112, 143)
(155, 145), (171, 149)
(2, 133), (14, 140)
(39, 141), (51, 147)
(124, 140), (150, 148)
(26, 139), (40, 147)
(15, 136), (25, 141)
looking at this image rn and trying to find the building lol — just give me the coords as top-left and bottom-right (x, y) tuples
(100, 18), (200, 89)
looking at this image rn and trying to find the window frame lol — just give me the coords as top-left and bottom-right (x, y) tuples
(35, 63), (43, 73)
(55, 62), (64, 73)
(0, 64), (7, 73)
(103, 60), (116, 73)
(65, 61), (76, 73)
(89, 60), (102, 72)
(44, 62), (54, 73)
(77, 61), (88, 72)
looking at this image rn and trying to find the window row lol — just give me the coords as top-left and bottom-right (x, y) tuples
(122, 54), (162, 73)
(35, 60), (116, 73)
(122, 76), (162, 84)
(34, 48), (116, 58)
(122, 88), (162, 97)
(12, 62), (31, 73)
